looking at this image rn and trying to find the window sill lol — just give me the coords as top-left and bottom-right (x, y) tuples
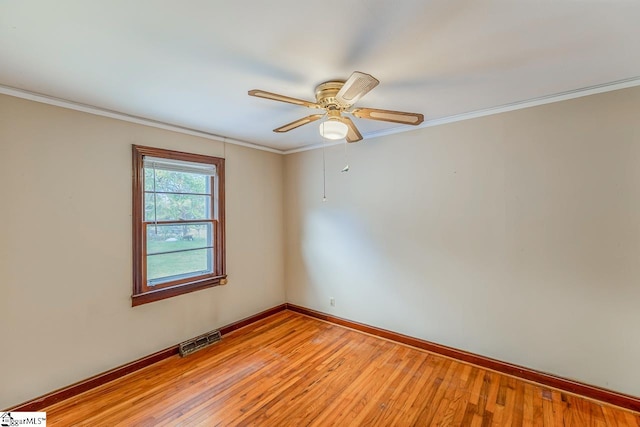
(132, 275), (227, 306)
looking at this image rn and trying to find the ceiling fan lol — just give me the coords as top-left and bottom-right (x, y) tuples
(248, 71), (424, 143)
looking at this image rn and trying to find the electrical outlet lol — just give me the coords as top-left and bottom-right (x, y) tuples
(330, 297), (335, 307)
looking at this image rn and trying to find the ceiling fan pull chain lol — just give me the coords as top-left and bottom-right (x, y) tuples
(322, 142), (327, 202)
(342, 140), (349, 173)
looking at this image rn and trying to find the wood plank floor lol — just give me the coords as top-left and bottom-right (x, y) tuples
(42, 311), (640, 426)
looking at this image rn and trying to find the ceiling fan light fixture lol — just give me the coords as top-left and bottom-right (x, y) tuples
(319, 118), (349, 140)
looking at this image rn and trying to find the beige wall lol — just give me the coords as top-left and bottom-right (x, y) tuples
(284, 86), (640, 397)
(2, 85), (640, 408)
(0, 94), (285, 409)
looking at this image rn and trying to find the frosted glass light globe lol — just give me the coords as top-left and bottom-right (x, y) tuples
(319, 119), (348, 140)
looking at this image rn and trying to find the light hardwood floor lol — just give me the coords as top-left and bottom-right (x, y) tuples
(42, 311), (640, 426)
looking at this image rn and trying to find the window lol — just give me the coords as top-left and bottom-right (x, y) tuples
(132, 145), (225, 306)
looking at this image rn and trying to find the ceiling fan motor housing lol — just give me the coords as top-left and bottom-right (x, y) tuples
(315, 81), (347, 110)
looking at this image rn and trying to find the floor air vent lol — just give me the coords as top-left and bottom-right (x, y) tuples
(179, 330), (222, 357)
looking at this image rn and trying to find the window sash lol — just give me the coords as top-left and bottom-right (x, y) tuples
(142, 221), (217, 292)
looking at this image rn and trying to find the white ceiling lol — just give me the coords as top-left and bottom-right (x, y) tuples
(1, 1), (639, 152)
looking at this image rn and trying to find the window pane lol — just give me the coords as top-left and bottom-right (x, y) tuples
(147, 248), (213, 285)
(145, 193), (211, 221)
(147, 223), (212, 254)
(144, 168), (209, 194)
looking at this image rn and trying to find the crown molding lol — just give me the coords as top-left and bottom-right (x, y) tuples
(283, 75), (640, 155)
(0, 85), (285, 155)
(4, 75), (640, 157)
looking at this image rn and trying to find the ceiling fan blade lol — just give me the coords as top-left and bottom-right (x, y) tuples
(341, 116), (363, 143)
(351, 108), (424, 125)
(335, 71), (379, 106)
(248, 89), (320, 109)
(274, 114), (324, 133)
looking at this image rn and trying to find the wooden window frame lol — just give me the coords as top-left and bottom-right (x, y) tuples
(132, 145), (226, 306)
